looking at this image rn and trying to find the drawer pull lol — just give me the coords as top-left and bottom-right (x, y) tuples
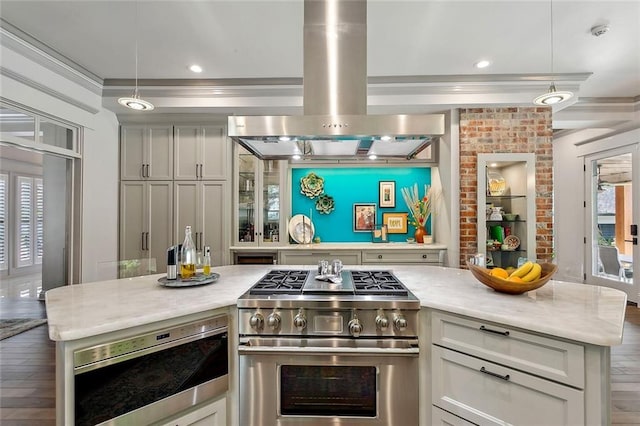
(422, 254), (427, 259)
(378, 255), (383, 259)
(480, 366), (510, 381)
(479, 325), (510, 336)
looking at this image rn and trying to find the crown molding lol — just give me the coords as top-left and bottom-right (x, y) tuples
(0, 67), (100, 114)
(0, 21), (103, 95)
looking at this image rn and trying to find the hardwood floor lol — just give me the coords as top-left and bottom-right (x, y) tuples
(0, 299), (54, 426)
(612, 305), (640, 425)
(0, 299), (639, 425)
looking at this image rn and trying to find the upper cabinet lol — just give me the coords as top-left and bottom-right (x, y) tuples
(234, 144), (286, 246)
(121, 126), (173, 180)
(477, 153), (536, 269)
(174, 126), (227, 180)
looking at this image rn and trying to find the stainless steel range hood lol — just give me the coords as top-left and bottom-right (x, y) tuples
(228, 0), (445, 160)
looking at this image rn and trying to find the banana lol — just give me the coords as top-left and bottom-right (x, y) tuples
(522, 263), (542, 282)
(510, 261), (533, 278)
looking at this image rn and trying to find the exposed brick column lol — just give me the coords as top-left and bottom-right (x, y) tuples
(459, 107), (553, 267)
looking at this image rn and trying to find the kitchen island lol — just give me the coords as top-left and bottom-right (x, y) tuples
(46, 264), (627, 425)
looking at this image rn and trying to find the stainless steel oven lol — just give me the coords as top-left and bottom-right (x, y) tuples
(73, 315), (228, 426)
(239, 337), (419, 425)
(237, 269), (421, 426)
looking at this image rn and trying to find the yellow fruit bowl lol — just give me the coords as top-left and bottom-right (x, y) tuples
(467, 262), (558, 295)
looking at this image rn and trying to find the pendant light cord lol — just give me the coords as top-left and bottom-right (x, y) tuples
(549, 0), (555, 84)
(135, 1), (139, 93)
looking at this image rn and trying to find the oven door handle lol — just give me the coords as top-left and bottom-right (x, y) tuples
(238, 344), (419, 356)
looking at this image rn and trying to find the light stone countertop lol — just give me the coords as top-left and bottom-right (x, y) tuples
(45, 264), (627, 346)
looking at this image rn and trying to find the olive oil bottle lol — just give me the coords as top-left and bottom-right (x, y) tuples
(180, 225), (196, 279)
(203, 246), (211, 276)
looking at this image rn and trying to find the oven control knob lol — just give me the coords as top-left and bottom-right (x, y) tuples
(348, 318), (363, 337)
(394, 315), (408, 332)
(267, 312), (281, 330)
(375, 314), (389, 331)
(249, 312), (264, 331)
(293, 312), (307, 331)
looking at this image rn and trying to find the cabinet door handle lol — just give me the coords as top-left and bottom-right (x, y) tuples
(145, 232), (149, 251)
(141, 232), (145, 250)
(479, 325), (510, 336)
(199, 164), (203, 178)
(480, 366), (510, 381)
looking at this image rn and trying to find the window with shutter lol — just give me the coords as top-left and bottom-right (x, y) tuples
(35, 178), (43, 264)
(16, 175), (40, 268)
(17, 176), (33, 267)
(0, 174), (7, 271)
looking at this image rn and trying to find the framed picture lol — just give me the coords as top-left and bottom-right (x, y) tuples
(382, 212), (408, 234)
(353, 203), (376, 232)
(379, 181), (396, 208)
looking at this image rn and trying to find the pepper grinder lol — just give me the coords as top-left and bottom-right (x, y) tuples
(166, 246), (177, 280)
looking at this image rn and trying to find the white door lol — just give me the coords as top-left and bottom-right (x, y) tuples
(585, 145), (638, 303)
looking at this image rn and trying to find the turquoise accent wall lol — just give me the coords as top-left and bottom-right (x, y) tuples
(291, 167), (431, 242)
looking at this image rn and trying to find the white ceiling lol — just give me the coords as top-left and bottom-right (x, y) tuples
(0, 0), (638, 130)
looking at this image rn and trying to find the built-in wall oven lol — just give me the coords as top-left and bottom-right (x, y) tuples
(237, 269), (421, 425)
(73, 315), (228, 426)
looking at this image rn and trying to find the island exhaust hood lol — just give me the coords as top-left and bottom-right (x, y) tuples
(228, 0), (445, 160)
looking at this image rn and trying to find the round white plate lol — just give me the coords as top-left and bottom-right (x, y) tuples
(288, 214), (314, 244)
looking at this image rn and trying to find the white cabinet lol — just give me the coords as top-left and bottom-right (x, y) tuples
(120, 181), (173, 273)
(158, 396), (226, 426)
(279, 250), (362, 265)
(174, 181), (226, 267)
(361, 249), (445, 265)
(174, 126), (227, 180)
(121, 125), (173, 180)
(430, 311), (585, 426)
(234, 144), (286, 246)
(431, 406), (476, 426)
(477, 153), (536, 269)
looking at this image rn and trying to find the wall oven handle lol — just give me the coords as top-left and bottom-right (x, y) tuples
(238, 344), (419, 356)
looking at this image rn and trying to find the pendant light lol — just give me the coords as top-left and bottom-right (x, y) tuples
(118, 2), (154, 111)
(533, 0), (573, 106)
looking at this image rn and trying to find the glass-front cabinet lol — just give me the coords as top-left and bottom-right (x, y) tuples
(477, 153), (536, 269)
(234, 144), (286, 246)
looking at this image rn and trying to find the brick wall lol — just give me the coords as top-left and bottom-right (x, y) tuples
(459, 107), (553, 267)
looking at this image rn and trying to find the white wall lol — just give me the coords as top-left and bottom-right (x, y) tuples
(0, 42), (120, 284)
(553, 127), (640, 282)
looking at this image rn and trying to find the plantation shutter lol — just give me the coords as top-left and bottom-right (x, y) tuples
(17, 176), (33, 268)
(35, 178), (44, 264)
(0, 174), (7, 271)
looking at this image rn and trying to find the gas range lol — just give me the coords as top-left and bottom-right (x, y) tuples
(237, 269), (420, 339)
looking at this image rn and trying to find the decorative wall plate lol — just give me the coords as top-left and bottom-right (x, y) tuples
(288, 214), (315, 244)
(300, 172), (324, 198)
(504, 235), (520, 250)
(315, 194), (335, 214)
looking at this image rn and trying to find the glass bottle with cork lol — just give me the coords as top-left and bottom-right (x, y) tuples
(180, 225), (197, 279)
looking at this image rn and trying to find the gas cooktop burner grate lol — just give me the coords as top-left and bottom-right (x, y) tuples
(249, 270), (309, 294)
(351, 271), (408, 296)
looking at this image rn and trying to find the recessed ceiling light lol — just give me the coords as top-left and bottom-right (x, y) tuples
(474, 60), (491, 69)
(380, 135), (392, 141)
(279, 136), (291, 142)
(368, 154), (378, 160)
(292, 154), (301, 160)
(189, 64), (203, 73)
